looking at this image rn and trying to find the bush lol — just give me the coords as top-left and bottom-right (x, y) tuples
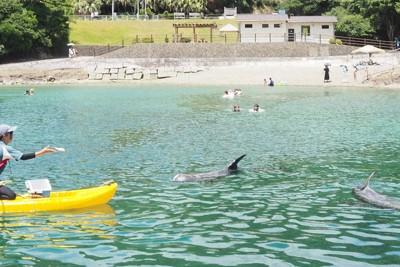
(329, 38), (343, 45)
(180, 37), (191, 43)
(141, 37), (154, 43)
(162, 11), (173, 19)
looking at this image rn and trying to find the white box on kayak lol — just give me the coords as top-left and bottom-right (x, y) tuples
(25, 179), (52, 197)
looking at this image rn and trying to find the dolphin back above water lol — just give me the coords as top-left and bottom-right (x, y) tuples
(353, 172), (400, 210)
(173, 154), (246, 182)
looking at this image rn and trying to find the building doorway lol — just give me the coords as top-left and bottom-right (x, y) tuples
(301, 26), (311, 41)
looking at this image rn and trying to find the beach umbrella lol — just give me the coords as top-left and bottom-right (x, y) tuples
(219, 23), (238, 32)
(351, 45), (385, 58)
(351, 45), (385, 80)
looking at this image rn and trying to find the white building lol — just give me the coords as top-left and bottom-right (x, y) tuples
(236, 14), (337, 44)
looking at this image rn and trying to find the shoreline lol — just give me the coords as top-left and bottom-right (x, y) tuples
(0, 55), (399, 88)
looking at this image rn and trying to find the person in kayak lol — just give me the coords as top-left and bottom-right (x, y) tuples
(0, 124), (56, 200)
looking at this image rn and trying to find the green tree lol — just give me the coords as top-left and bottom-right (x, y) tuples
(363, 0), (399, 41)
(340, 0), (399, 40)
(22, 0), (71, 55)
(280, 0), (340, 15)
(326, 6), (374, 38)
(0, 0), (72, 60)
(0, 0), (40, 58)
(71, 0), (103, 14)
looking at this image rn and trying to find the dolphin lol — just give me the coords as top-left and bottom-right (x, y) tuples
(353, 172), (400, 210)
(173, 154), (246, 182)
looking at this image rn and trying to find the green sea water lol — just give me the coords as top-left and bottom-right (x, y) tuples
(0, 84), (399, 266)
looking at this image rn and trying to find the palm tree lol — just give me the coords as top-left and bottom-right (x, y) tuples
(71, 0), (102, 14)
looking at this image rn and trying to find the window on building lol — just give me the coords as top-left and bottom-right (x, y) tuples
(245, 24), (252, 28)
(262, 24), (269, 28)
(274, 24), (280, 28)
(322, 25), (329, 29)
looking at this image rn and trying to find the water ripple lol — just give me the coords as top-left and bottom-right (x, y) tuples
(1, 85), (400, 266)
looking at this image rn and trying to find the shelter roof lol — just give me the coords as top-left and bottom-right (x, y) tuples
(219, 23), (238, 32)
(173, 23), (217, 29)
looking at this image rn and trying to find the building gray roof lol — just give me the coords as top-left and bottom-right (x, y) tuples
(236, 14), (289, 22)
(288, 16), (338, 23)
(236, 14), (337, 23)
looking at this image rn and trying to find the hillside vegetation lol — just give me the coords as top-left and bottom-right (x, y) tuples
(70, 19), (239, 45)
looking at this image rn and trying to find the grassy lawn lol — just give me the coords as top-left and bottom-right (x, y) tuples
(69, 19), (239, 45)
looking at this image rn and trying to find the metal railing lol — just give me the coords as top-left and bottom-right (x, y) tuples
(70, 14), (223, 21)
(85, 33), (398, 57)
(70, 14), (159, 21)
(88, 33), (339, 46)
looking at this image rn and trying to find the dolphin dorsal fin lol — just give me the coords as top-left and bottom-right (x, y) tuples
(361, 172), (375, 190)
(228, 154), (246, 171)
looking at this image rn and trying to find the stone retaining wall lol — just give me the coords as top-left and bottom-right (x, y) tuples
(77, 43), (356, 59)
(71, 43), (356, 81)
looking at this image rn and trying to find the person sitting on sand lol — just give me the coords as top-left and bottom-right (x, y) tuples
(233, 105), (240, 112)
(268, 78), (274, 87)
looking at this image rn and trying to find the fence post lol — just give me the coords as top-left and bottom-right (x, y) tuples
(269, 33), (271, 42)
(122, 39), (124, 47)
(319, 34), (321, 43)
(151, 35), (153, 43)
(254, 34), (256, 43)
(93, 48), (96, 57)
(108, 44), (110, 53)
(225, 34), (227, 43)
(136, 35), (139, 43)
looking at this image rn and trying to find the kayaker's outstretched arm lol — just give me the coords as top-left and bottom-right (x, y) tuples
(20, 153), (35, 160)
(19, 146), (56, 160)
(35, 145), (56, 157)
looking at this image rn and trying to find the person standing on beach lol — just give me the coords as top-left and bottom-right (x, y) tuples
(340, 65), (348, 83)
(324, 65), (330, 82)
(0, 124), (56, 200)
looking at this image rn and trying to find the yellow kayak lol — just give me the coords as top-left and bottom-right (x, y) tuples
(0, 182), (117, 213)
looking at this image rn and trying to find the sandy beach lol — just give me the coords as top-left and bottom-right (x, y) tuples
(0, 54), (399, 88)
